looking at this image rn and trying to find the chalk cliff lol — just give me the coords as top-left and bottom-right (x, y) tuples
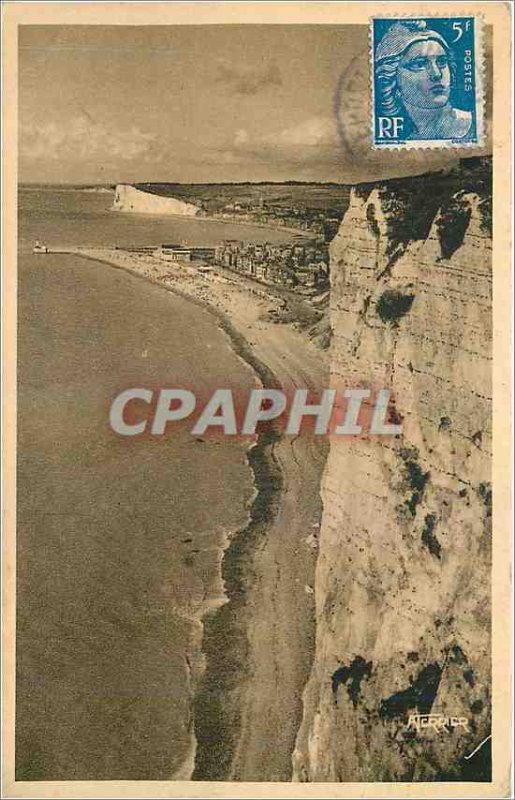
(293, 158), (492, 782)
(112, 184), (200, 216)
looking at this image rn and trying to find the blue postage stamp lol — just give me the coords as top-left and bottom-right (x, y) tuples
(371, 16), (483, 148)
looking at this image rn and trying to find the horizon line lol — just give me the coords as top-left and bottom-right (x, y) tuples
(18, 180), (347, 187)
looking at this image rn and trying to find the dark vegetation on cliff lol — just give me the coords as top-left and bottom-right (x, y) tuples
(379, 663), (442, 719)
(396, 446), (430, 518)
(376, 289), (415, 326)
(354, 156), (492, 266)
(332, 656), (373, 708)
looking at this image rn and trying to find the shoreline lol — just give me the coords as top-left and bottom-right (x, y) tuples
(60, 246), (329, 781)
(199, 213), (320, 240)
(109, 206), (319, 240)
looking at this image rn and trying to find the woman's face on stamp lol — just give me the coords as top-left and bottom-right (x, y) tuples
(398, 40), (451, 109)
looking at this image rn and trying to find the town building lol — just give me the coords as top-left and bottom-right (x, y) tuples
(214, 239), (329, 289)
(156, 244), (216, 263)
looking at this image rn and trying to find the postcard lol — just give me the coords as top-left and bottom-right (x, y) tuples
(2, 2), (512, 798)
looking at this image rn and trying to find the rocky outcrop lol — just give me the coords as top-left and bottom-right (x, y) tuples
(112, 184), (200, 216)
(293, 158), (492, 782)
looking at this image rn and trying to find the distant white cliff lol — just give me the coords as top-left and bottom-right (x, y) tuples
(112, 184), (200, 216)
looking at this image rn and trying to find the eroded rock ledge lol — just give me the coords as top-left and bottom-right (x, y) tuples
(293, 157), (492, 782)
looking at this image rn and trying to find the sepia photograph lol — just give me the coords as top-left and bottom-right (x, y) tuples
(2, 3), (512, 798)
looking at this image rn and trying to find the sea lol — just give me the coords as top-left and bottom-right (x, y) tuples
(16, 187), (297, 780)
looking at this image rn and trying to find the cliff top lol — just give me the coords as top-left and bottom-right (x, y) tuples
(352, 157), (492, 265)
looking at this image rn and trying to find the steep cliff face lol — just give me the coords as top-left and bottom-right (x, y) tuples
(293, 158), (492, 782)
(112, 184), (200, 216)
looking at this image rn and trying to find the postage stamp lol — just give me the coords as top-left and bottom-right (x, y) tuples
(371, 16), (483, 148)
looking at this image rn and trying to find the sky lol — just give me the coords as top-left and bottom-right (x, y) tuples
(19, 25), (366, 184)
(19, 24), (490, 185)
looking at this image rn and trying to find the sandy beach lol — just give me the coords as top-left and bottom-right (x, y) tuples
(65, 246), (329, 781)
